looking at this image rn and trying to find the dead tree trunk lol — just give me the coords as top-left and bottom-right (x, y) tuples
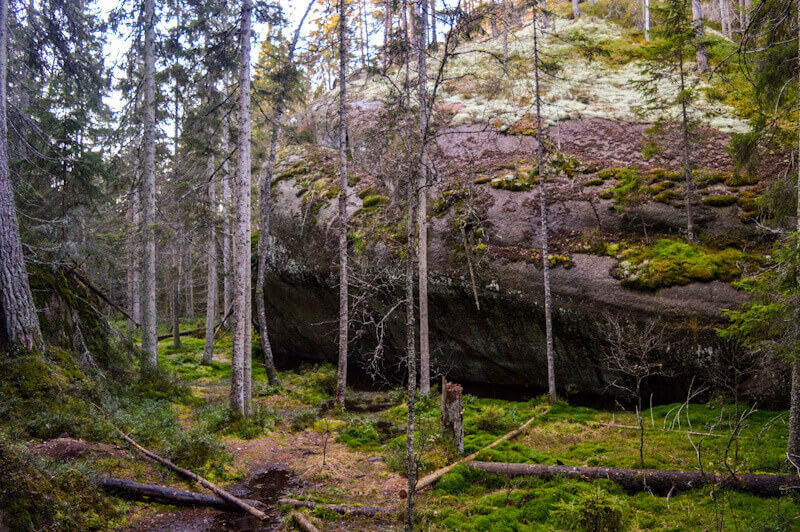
(417, 0), (431, 395)
(467, 461), (800, 496)
(203, 153), (217, 366)
(231, 0), (253, 416)
(691, 0), (709, 73)
(441, 379), (464, 452)
(140, 0), (158, 371)
(93, 477), (263, 511)
(335, 0), (350, 408)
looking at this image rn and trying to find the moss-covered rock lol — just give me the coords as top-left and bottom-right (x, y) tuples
(362, 195), (390, 208)
(703, 195), (738, 207)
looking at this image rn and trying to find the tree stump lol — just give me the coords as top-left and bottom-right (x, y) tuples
(441, 377), (464, 452)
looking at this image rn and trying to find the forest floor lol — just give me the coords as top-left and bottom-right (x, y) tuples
(21, 326), (799, 531)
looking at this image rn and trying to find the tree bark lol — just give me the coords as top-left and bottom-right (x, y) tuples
(384, 0), (393, 68)
(222, 118), (232, 317)
(572, 0), (580, 19)
(129, 186), (141, 329)
(643, 0), (650, 41)
(533, 5), (557, 403)
(790, 16), (800, 472)
(203, 154), (217, 366)
(291, 512), (321, 532)
(335, 0), (350, 408)
(691, 0), (709, 73)
(0, 0), (41, 351)
(467, 461), (800, 496)
(402, 5), (417, 530)
(93, 477), (263, 511)
(719, 0), (728, 37)
(171, 247), (181, 349)
(417, 0), (430, 396)
(430, 0), (437, 46)
(502, 0), (509, 64)
(231, 0), (253, 416)
(141, 0), (158, 371)
(441, 380), (464, 452)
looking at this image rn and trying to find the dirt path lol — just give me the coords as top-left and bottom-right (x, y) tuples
(124, 379), (405, 531)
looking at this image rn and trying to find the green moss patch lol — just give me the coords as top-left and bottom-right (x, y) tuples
(612, 239), (757, 290)
(361, 195), (390, 208)
(703, 194), (738, 207)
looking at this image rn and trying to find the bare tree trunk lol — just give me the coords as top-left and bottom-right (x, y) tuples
(358, 0), (367, 68)
(502, 0), (508, 64)
(129, 186), (141, 330)
(172, 247), (181, 349)
(231, 0), (253, 416)
(430, 0), (436, 46)
(335, 0), (350, 408)
(0, 0), (41, 351)
(402, 4), (417, 529)
(643, 0), (650, 41)
(222, 120), (232, 318)
(572, 0), (580, 19)
(203, 154), (217, 366)
(744, 0), (751, 27)
(384, 0), (392, 67)
(255, 162), (278, 384)
(185, 246), (194, 319)
(679, 54), (694, 242)
(719, 0), (728, 37)
(691, 0), (709, 73)
(417, 0), (430, 396)
(790, 17), (800, 472)
(533, 3), (556, 403)
(141, 0), (158, 371)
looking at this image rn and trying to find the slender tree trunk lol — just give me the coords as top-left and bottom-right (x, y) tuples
(790, 15), (800, 472)
(172, 247), (181, 349)
(643, 0), (650, 41)
(141, 0), (158, 371)
(533, 2), (556, 403)
(402, 4), (417, 529)
(358, 0), (367, 68)
(744, 0), (751, 27)
(129, 186), (141, 330)
(416, 0), (430, 395)
(691, 0), (709, 73)
(0, 0), (41, 351)
(185, 247), (194, 319)
(203, 154), (217, 366)
(430, 0), (437, 46)
(222, 120), (232, 317)
(231, 0), (253, 416)
(502, 0), (508, 64)
(256, 162), (278, 384)
(572, 0), (580, 19)
(679, 54), (694, 242)
(719, 0), (728, 37)
(335, 0), (350, 408)
(384, 0), (392, 67)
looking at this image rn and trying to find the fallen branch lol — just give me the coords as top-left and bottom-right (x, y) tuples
(411, 405), (550, 493)
(157, 327), (205, 341)
(69, 265), (138, 327)
(467, 461), (800, 497)
(280, 498), (390, 517)
(116, 430), (269, 520)
(593, 422), (747, 439)
(290, 511), (321, 532)
(93, 476), (264, 512)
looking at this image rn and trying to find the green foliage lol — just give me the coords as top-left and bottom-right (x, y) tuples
(361, 195), (390, 208)
(198, 404), (280, 439)
(584, 178), (605, 186)
(0, 432), (116, 531)
(290, 408), (318, 431)
(702, 194), (738, 207)
(552, 485), (628, 532)
(613, 239), (756, 290)
(336, 419), (381, 450)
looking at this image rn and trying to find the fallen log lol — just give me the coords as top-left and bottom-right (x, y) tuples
(290, 511), (321, 532)
(69, 265), (139, 327)
(467, 461), (800, 497)
(411, 405), (550, 493)
(280, 498), (390, 517)
(116, 430), (269, 520)
(157, 327), (204, 341)
(93, 476), (264, 511)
